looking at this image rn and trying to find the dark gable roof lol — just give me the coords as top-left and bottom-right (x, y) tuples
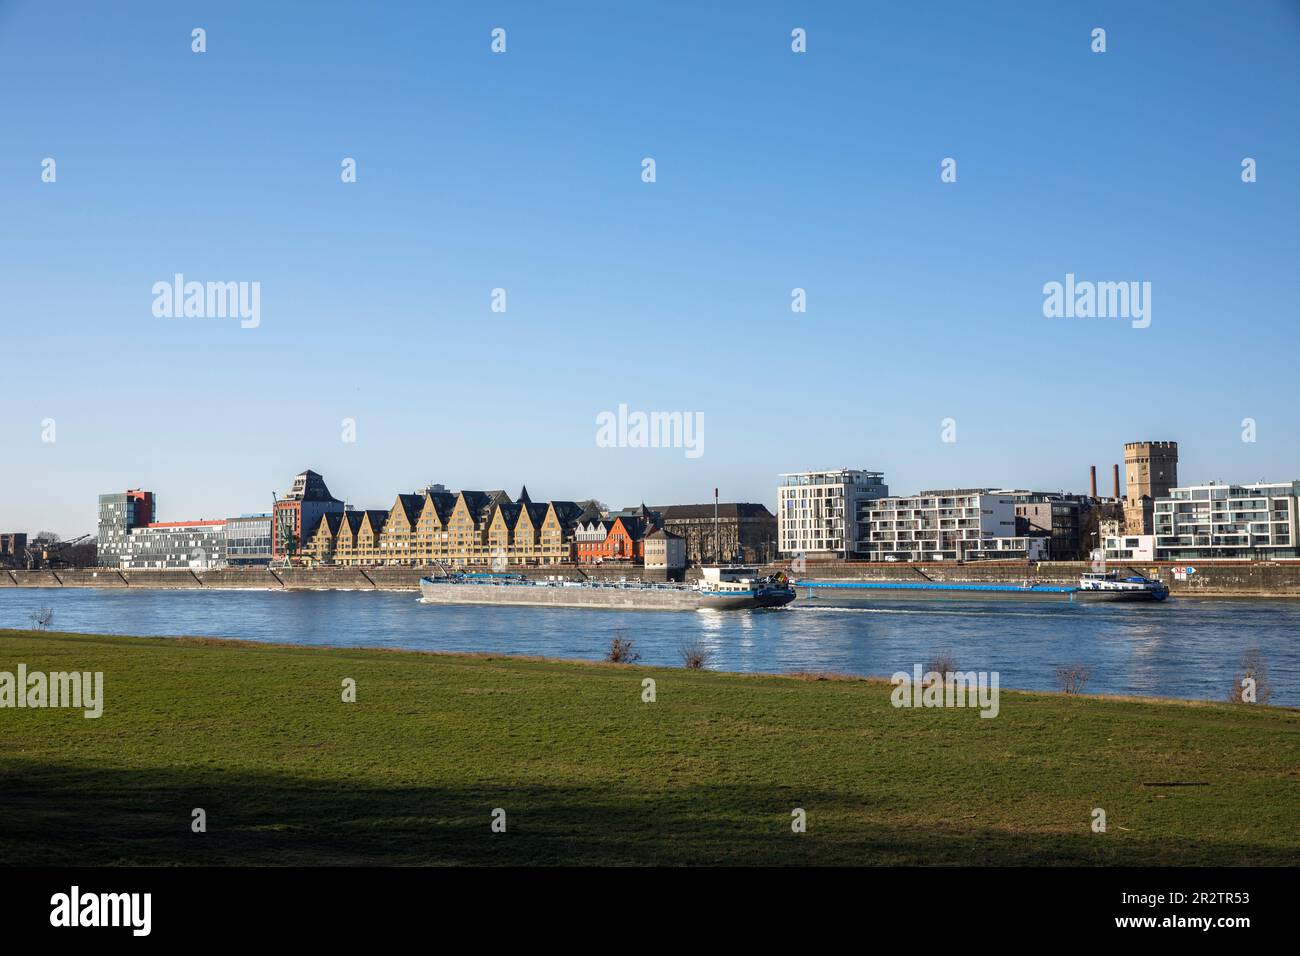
(646, 528), (683, 540)
(362, 510), (389, 532)
(313, 513), (343, 537)
(457, 491), (494, 520)
(524, 501), (549, 526)
(650, 503), (775, 520)
(548, 501), (585, 526)
(340, 511), (365, 535)
(518, 485), (532, 504)
(396, 494), (424, 525)
(423, 491), (457, 524)
(491, 500), (522, 527)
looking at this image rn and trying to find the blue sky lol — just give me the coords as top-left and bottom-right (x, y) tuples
(2, 0), (1298, 536)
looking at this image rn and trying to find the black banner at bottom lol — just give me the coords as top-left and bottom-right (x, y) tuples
(0, 865), (1286, 941)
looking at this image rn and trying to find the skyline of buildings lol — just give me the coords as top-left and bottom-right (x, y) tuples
(61, 434), (1300, 573)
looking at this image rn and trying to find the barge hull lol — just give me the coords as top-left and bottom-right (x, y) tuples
(419, 582), (789, 611)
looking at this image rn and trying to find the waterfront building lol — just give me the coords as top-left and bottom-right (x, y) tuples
(1002, 491), (1084, 560)
(0, 532), (27, 567)
(315, 485), (585, 568)
(855, 490), (1047, 562)
(1154, 480), (1298, 560)
(118, 519), (227, 569)
(778, 470), (889, 557)
(1103, 533), (1157, 562)
(377, 494), (425, 566)
(644, 528), (687, 579)
(573, 505), (661, 564)
(271, 470), (346, 560)
(225, 514), (273, 565)
(303, 513), (344, 566)
(1124, 441), (1179, 535)
(96, 489), (156, 567)
(650, 503), (777, 565)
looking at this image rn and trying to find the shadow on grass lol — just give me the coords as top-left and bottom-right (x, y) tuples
(1, 758), (1293, 866)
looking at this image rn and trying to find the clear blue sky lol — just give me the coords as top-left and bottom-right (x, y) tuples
(2, 0), (1298, 537)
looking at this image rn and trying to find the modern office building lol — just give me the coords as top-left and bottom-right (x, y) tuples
(117, 519), (227, 570)
(778, 470), (889, 557)
(1124, 441), (1179, 534)
(96, 489), (156, 567)
(855, 490), (1047, 562)
(224, 514), (273, 565)
(97, 488), (226, 569)
(1154, 480), (1298, 560)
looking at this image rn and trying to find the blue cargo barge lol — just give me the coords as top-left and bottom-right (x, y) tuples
(795, 572), (1168, 605)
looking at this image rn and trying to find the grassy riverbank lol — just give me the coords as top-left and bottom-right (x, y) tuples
(1, 629), (1296, 866)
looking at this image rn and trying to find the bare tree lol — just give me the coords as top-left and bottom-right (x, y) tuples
(925, 649), (958, 686)
(1228, 648), (1272, 705)
(679, 641), (712, 670)
(29, 608), (54, 631)
(1055, 664), (1093, 694)
(604, 634), (640, 664)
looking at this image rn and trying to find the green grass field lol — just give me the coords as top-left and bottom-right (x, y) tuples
(1, 629), (1296, 866)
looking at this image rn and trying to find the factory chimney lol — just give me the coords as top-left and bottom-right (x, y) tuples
(1112, 464), (1121, 501)
(1089, 466), (1097, 499)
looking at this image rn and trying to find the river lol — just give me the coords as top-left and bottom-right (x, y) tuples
(0, 589), (1296, 705)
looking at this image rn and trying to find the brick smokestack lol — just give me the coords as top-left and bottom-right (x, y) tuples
(1113, 464), (1121, 500)
(1089, 466), (1097, 499)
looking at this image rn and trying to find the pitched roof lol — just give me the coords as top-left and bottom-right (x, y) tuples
(646, 528), (683, 540)
(518, 485), (532, 504)
(394, 493), (423, 525)
(650, 503), (775, 520)
(547, 501), (585, 526)
(422, 491), (457, 525)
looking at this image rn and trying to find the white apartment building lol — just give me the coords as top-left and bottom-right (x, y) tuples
(855, 490), (1046, 562)
(778, 469), (888, 556)
(1154, 481), (1299, 560)
(1103, 534), (1156, 562)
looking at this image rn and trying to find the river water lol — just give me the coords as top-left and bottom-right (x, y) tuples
(0, 589), (1296, 705)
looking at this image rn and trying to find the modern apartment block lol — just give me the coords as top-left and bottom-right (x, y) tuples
(1103, 533), (1156, 561)
(1154, 480), (1299, 560)
(1124, 441), (1179, 534)
(778, 470), (889, 557)
(855, 490), (1047, 562)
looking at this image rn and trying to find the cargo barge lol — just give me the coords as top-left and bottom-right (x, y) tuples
(419, 566), (796, 611)
(796, 571), (1168, 605)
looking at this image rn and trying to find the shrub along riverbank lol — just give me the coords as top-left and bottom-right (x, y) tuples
(1, 629), (1296, 865)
